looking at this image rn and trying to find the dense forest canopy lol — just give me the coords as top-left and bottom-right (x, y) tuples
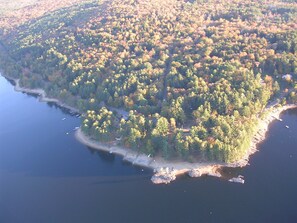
(0, 0), (296, 163)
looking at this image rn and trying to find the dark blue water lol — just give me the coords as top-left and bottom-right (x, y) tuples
(0, 75), (297, 223)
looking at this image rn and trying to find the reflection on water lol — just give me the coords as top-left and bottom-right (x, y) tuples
(5, 78), (16, 86)
(219, 167), (243, 180)
(46, 101), (80, 117)
(287, 107), (297, 115)
(97, 150), (116, 163)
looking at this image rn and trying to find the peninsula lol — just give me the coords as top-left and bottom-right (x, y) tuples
(0, 0), (296, 183)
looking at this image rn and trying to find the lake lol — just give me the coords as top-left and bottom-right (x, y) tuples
(0, 75), (297, 223)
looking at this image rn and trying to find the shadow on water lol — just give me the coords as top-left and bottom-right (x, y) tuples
(46, 101), (80, 116)
(86, 146), (116, 163)
(86, 146), (153, 174)
(24, 92), (40, 98)
(286, 107), (297, 115)
(5, 78), (16, 86)
(220, 167), (244, 179)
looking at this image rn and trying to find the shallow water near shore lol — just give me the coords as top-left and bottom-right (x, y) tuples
(1, 75), (297, 223)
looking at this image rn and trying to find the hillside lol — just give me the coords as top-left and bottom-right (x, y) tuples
(0, 0), (82, 30)
(0, 0), (297, 163)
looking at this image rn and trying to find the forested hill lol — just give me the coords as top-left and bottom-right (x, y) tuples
(0, 0), (83, 30)
(0, 0), (297, 163)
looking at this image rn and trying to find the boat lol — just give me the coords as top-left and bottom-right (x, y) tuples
(115, 136), (122, 141)
(286, 125), (289, 128)
(229, 176), (245, 184)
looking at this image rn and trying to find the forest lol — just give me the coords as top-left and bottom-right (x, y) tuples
(0, 0), (296, 163)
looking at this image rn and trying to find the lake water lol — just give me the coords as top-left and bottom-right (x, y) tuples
(0, 74), (297, 223)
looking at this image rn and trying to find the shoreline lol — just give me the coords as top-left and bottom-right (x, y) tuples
(75, 104), (297, 184)
(1, 73), (80, 114)
(1, 72), (296, 184)
(229, 103), (297, 168)
(75, 128), (224, 184)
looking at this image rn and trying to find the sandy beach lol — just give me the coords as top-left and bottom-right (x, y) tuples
(2, 72), (297, 184)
